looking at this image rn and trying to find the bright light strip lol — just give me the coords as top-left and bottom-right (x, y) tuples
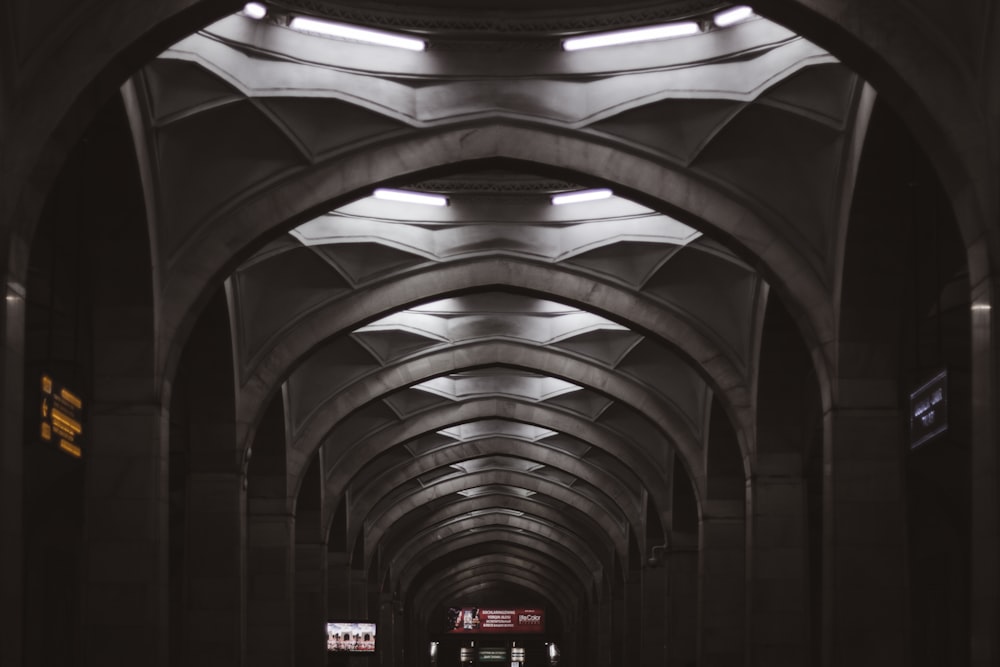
(713, 6), (754, 27)
(551, 188), (613, 205)
(289, 16), (426, 51)
(373, 188), (448, 206)
(563, 21), (700, 51)
(241, 2), (267, 19)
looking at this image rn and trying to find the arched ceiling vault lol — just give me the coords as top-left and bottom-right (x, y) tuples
(412, 552), (582, 612)
(132, 7), (873, 403)
(385, 513), (609, 588)
(414, 561), (576, 618)
(285, 338), (700, 507)
(320, 399), (672, 536)
(379, 495), (614, 584)
(351, 438), (640, 550)
(393, 528), (604, 596)
(130, 1), (875, 625)
(363, 472), (623, 568)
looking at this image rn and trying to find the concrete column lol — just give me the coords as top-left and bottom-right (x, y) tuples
(295, 542), (328, 667)
(624, 574), (643, 666)
(698, 503), (745, 667)
(350, 570), (368, 617)
(746, 467), (808, 666)
(82, 402), (169, 667)
(247, 509), (295, 667)
(183, 470), (245, 666)
(822, 408), (907, 667)
(0, 276), (25, 667)
(666, 546), (697, 667)
(640, 563), (668, 667)
(611, 576), (626, 665)
(596, 590), (613, 667)
(327, 552), (351, 617)
(970, 276), (1000, 667)
(378, 592), (403, 667)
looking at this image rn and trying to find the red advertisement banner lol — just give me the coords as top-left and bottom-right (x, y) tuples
(446, 608), (545, 634)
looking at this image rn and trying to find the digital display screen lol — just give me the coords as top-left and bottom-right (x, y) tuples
(446, 608), (545, 634)
(910, 370), (947, 449)
(326, 621), (376, 653)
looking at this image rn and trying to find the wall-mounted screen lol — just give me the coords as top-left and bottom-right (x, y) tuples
(326, 621), (377, 653)
(910, 369), (947, 449)
(446, 608), (545, 634)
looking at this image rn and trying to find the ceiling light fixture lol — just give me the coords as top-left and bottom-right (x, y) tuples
(551, 188), (613, 205)
(563, 22), (700, 51)
(373, 188), (449, 206)
(288, 16), (426, 51)
(241, 2), (267, 19)
(713, 6), (755, 27)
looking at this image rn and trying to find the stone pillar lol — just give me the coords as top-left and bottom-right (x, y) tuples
(350, 569), (368, 617)
(698, 502), (745, 667)
(624, 574), (643, 666)
(378, 592), (399, 667)
(666, 546), (697, 667)
(247, 509), (295, 667)
(595, 590), (613, 667)
(295, 541), (328, 667)
(640, 562), (668, 667)
(183, 469), (245, 666)
(82, 402), (169, 667)
(746, 463), (808, 666)
(0, 276), (25, 667)
(822, 408), (907, 667)
(327, 552), (351, 617)
(611, 575), (627, 665)
(970, 278), (1000, 667)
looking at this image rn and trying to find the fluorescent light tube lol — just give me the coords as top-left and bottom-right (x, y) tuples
(714, 6), (754, 27)
(289, 16), (426, 51)
(551, 188), (613, 205)
(242, 3), (267, 19)
(563, 22), (699, 51)
(373, 188), (448, 206)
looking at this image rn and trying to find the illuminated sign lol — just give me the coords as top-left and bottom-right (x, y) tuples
(446, 608), (545, 634)
(478, 648), (509, 662)
(910, 370), (947, 449)
(326, 621), (376, 653)
(40, 374), (83, 458)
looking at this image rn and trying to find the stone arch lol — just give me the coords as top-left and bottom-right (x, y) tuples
(320, 398), (676, 536)
(284, 338), (701, 508)
(349, 437), (640, 549)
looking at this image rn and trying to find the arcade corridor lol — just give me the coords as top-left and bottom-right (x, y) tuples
(1, 1), (998, 666)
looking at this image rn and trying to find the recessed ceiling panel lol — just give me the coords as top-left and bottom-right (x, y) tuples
(257, 98), (412, 160)
(641, 246), (759, 363)
(313, 242), (428, 286)
(351, 328), (445, 365)
(286, 336), (381, 432)
(234, 245), (351, 362)
(590, 98), (743, 164)
(758, 64), (858, 128)
(143, 60), (243, 125)
(550, 328), (643, 367)
(563, 241), (683, 288)
(156, 101), (305, 257)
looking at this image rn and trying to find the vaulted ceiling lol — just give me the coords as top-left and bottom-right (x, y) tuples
(127, 1), (870, 633)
